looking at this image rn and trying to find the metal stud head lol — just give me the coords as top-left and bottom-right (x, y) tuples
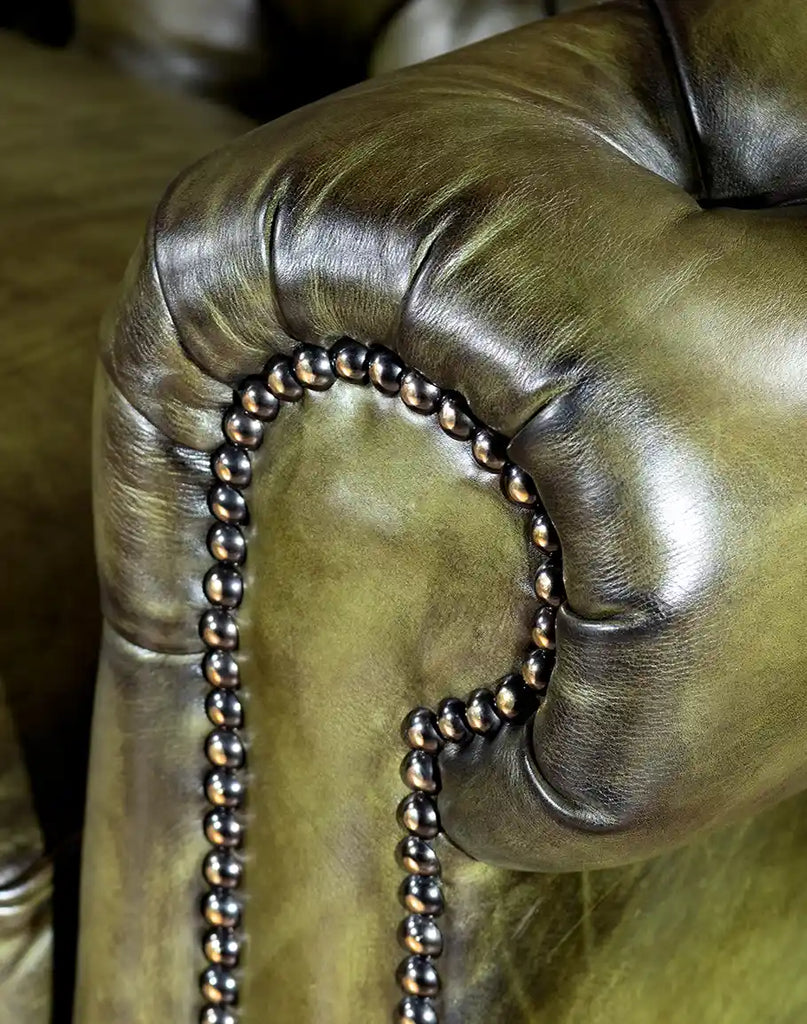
(205, 730), (245, 770)
(399, 875), (444, 916)
(238, 377), (280, 420)
(208, 484), (248, 525)
(397, 956), (441, 998)
(207, 523), (246, 566)
(199, 609), (238, 651)
(223, 407), (264, 449)
(203, 651), (240, 689)
(206, 689), (243, 729)
(400, 371), (441, 414)
(401, 750), (440, 794)
(368, 348), (404, 394)
(204, 927), (241, 967)
(531, 604), (556, 649)
(205, 769), (245, 809)
(398, 914), (443, 957)
(397, 793), (440, 839)
(203, 849), (243, 889)
(438, 393), (475, 440)
(200, 1005), (238, 1024)
(395, 996), (438, 1024)
(465, 688), (501, 736)
(202, 889), (241, 928)
(203, 567), (243, 609)
(395, 836), (441, 877)
(200, 965), (238, 1006)
(294, 346), (336, 390)
(265, 356), (304, 401)
(212, 445), (252, 488)
(204, 809), (243, 848)
(401, 708), (443, 754)
(535, 565), (563, 606)
(436, 697), (471, 745)
(495, 674), (538, 720)
(522, 648), (552, 692)
(331, 340), (369, 382)
(471, 427), (507, 471)
(530, 510), (559, 552)
(501, 463), (538, 506)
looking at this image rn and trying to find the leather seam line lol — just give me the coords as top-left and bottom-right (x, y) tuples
(644, 0), (708, 202)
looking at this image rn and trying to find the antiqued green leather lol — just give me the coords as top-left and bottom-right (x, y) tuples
(0, 673), (51, 1024)
(0, 27), (248, 1020)
(79, 1), (807, 1022)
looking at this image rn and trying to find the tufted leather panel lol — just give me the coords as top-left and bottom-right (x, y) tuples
(80, 0), (807, 1020)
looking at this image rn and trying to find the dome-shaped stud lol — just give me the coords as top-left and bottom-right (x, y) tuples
(205, 769), (245, 809)
(331, 340), (369, 382)
(397, 956), (441, 998)
(535, 565), (563, 607)
(200, 965), (238, 1006)
(401, 708), (444, 754)
(204, 927), (241, 968)
(200, 1004), (238, 1024)
(400, 750), (440, 794)
(238, 377), (280, 420)
(202, 889), (241, 929)
(395, 996), (438, 1024)
(212, 445), (252, 488)
(204, 809), (243, 848)
(199, 609), (238, 651)
(293, 346), (336, 390)
(436, 697), (471, 744)
(465, 688), (501, 736)
(522, 648), (552, 692)
(530, 511), (559, 552)
(205, 730), (245, 770)
(368, 347), (404, 394)
(204, 567), (244, 609)
(397, 793), (439, 839)
(207, 523), (246, 566)
(471, 428), (507, 471)
(399, 875), (444, 916)
(395, 836), (441, 877)
(501, 463), (538, 506)
(223, 407), (264, 449)
(494, 674), (538, 720)
(208, 484), (248, 525)
(203, 650), (240, 689)
(206, 689), (243, 729)
(438, 393), (475, 440)
(398, 914), (443, 957)
(531, 604), (556, 649)
(265, 356), (304, 401)
(203, 849), (243, 889)
(400, 370), (441, 414)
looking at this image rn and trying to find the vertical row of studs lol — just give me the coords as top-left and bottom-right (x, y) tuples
(393, 470), (561, 1024)
(194, 337), (563, 1024)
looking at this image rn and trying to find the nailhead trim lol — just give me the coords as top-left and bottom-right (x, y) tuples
(197, 341), (563, 1023)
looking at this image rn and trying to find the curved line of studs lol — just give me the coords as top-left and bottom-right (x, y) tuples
(196, 340), (563, 1024)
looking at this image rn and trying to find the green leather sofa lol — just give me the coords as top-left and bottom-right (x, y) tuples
(74, 1), (807, 1023)
(0, 3), (564, 1021)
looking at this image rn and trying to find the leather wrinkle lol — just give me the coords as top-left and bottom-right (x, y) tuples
(153, 179), (247, 390)
(645, 0), (707, 201)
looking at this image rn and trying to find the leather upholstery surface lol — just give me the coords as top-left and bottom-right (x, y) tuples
(80, 0), (807, 1021)
(0, 28), (248, 1019)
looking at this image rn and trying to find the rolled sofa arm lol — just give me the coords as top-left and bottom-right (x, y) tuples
(76, 2), (807, 1022)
